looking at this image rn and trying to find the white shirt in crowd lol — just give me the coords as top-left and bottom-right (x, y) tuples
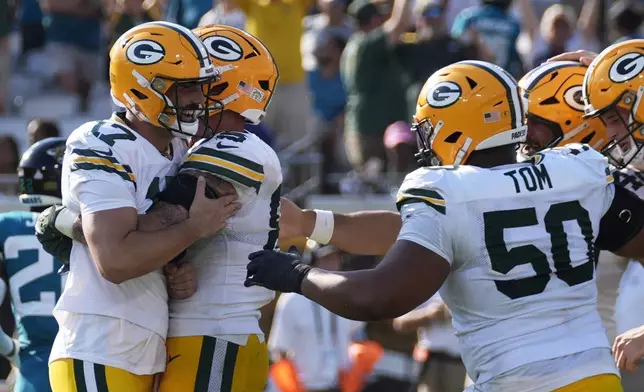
(417, 294), (461, 359)
(268, 293), (363, 390)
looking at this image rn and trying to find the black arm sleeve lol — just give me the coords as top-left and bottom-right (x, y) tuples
(156, 173), (217, 211)
(596, 183), (644, 252)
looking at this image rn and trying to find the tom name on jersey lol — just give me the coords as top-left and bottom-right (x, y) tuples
(503, 163), (553, 194)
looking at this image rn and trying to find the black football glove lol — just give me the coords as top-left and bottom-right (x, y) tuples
(35, 205), (73, 272)
(245, 246), (312, 293)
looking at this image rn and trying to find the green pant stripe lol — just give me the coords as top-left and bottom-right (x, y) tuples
(73, 359), (88, 392)
(94, 363), (109, 392)
(194, 336), (217, 392)
(220, 343), (239, 392)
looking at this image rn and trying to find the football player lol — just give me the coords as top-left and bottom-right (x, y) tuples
(47, 22), (240, 392)
(0, 138), (66, 392)
(553, 40), (644, 384)
(247, 60), (644, 391)
(517, 61), (640, 347)
(159, 25), (282, 392)
(36, 25), (282, 391)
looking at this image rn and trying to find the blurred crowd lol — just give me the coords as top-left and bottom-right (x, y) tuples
(0, 0), (643, 390)
(1, 0), (642, 196)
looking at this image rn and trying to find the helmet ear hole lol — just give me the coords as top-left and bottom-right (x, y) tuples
(444, 131), (462, 144)
(131, 89), (148, 100)
(258, 80), (270, 91)
(539, 97), (559, 105)
(580, 132), (595, 144)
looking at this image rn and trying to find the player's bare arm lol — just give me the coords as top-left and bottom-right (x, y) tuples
(280, 197), (401, 256)
(86, 176), (237, 284)
(547, 50), (598, 66)
(247, 237), (450, 321)
(69, 171), (238, 243)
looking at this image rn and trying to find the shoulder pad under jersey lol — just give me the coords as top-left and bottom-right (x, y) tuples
(182, 131), (272, 193)
(396, 167), (451, 215)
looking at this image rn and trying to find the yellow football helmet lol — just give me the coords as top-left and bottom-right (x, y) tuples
(583, 39), (644, 166)
(518, 61), (609, 156)
(414, 60), (526, 166)
(193, 25), (279, 125)
(109, 21), (218, 140)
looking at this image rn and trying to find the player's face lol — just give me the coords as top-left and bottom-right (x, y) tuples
(601, 106), (631, 153)
(522, 117), (555, 156)
(166, 82), (208, 124)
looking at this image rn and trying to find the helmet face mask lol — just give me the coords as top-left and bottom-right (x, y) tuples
(596, 97), (644, 168)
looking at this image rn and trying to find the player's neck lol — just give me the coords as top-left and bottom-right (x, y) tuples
(466, 145), (518, 168)
(125, 112), (174, 153)
(216, 112), (246, 132)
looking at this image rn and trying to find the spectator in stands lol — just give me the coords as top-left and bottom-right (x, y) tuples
(235, 0), (314, 150)
(301, 0), (354, 72)
(396, 0), (470, 119)
(105, 0), (164, 80)
(451, 0), (524, 78)
(0, 0), (12, 115)
(198, 0), (246, 29)
(309, 29), (349, 193)
(394, 294), (466, 392)
(26, 118), (60, 146)
(18, 0), (45, 60)
(0, 136), (19, 174)
(165, 0), (211, 28)
(383, 121), (415, 182)
(517, 0), (600, 68)
(269, 241), (361, 392)
(40, 0), (103, 113)
(520, 0), (600, 69)
(341, 0), (411, 173)
(611, 0), (644, 43)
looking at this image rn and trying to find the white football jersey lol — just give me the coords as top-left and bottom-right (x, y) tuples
(596, 165), (644, 343)
(396, 144), (617, 387)
(55, 113), (187, 340)
(168, 130), (281, 344)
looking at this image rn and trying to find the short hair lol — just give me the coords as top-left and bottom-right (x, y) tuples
(28, 118), (61, 144)
(0, 135), (20, 172)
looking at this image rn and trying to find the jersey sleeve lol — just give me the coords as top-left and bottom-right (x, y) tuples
(65, 124), (137, 214)
(395, 169), (453, 263)
(180, 133), (265, 194)
(396, 202), (454, 264)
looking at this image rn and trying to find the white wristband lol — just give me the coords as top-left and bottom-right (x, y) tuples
(54, 208), (79, 239)
(310, 209), (334, 245)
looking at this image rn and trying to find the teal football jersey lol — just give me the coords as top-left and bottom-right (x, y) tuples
(0, 210), (64, 392)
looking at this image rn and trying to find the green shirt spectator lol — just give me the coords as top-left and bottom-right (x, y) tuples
(341, 0), (411, 170)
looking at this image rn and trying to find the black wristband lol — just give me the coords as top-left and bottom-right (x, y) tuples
(157, 174), (217, 211)
(292, 264), (312, 294)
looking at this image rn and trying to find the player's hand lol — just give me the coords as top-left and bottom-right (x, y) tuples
(279, 197), (306, 240)
(613, 325), (644, 372)
(187, 176), (241, 238)
(164, 262), (197, 300)
(35, 205), (73, 265)
(547, 50), (598, 66)
(245, 247), (311, 293)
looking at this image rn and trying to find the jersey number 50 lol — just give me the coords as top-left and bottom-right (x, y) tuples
(484, 200), (595, 300)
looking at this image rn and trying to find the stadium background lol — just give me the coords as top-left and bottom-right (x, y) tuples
(0, 0), (642, 390)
